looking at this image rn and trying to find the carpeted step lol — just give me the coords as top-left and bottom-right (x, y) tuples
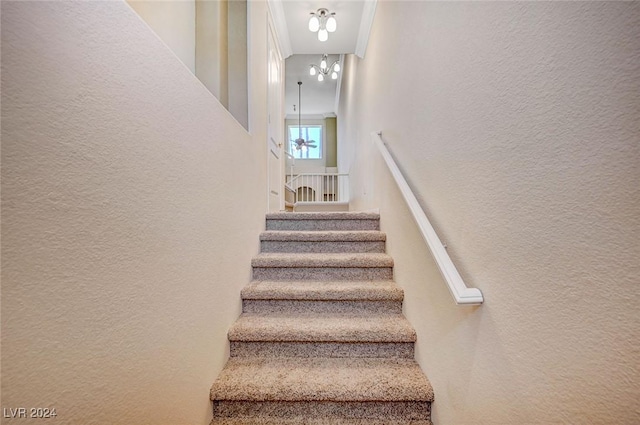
(228, 313), (416, 358)
(242, 280), (404, 314)
(252, 253), (393, 281)
(212, 401), (431, 423)
(266, 212), (380, 231)
(210, 211), (434, 424)
(211, 357), (433, 421)
(260, 230), (386, 253)
(242, 280), (404, 301)
(211, 417), (433, 424)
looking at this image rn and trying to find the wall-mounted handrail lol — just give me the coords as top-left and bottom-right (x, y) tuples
(371, 131), (483, 305)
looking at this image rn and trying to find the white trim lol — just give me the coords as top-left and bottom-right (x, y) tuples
(286, 113), (325, 120)
(371, 131), (484, 305)
(246, 1), (253, 134)
(266, 15), (286, 212)
(267, 0), (293, 58)
(286, 122), (325, 160)
(334, 54), (345, 114)
(355, 0), (377, 59)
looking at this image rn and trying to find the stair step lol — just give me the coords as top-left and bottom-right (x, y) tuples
(229, 313), (416, 342)
(210, 357), (433, 402)
(252, 253), (393, 281)
(230, 340), (414, 358)
(211, 358), (432, 421)
(242, 280), (404, 301)
(212, 401), (431, 423)
(243, 299), (402, 314)
(242, 280), (404, 314)
(228, 313), (415, 358)
(260, 230), (386, 253)
(252, 253), (393, 268)
(266, 212), (380, 231)
(211, 417), (432, 424)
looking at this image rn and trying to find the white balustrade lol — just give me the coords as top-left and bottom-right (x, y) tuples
(287, 173), (349, 204)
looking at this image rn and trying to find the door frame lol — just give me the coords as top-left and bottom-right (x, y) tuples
(266, 12), (285, 212)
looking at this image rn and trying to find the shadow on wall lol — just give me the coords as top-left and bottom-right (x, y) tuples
(126, 0), (249, 129)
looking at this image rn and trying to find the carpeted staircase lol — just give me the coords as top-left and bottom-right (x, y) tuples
(210, 212), (434, 424)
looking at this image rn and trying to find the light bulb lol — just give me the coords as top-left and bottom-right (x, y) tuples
(318, 74), (324, 82)
(318, 29), (328, 42)
(334, 63), (340, 72)
(308, 16), (320, 32)
(320, 59), (327, 69)
(309, 66), (316, 76)
(331, 71), (338, 80)
(326, 16), (337, 33)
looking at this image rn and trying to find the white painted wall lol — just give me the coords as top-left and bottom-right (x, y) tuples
(227, 0), (249, 129)
(196, 0), (228, 107)
(339, 1), (640, 424)
(1, 1), (270, 424)
(127, 0), (196, 73)
(129, 0), (249, 130)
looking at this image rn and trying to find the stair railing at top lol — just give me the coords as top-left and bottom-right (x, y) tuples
(287, 173), (349, 203)
(285, 152), (295, 189)
(371, 131), (484, 305)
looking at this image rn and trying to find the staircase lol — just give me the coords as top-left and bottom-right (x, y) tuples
(210, 212), (434, 424)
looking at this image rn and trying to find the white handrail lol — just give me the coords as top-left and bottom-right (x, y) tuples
(371, 131), (483, 305)
(285, 152), (295, 189)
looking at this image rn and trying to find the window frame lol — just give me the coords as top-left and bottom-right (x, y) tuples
(287, 122), (325, 160)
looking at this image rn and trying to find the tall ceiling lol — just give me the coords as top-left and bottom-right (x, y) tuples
(284, 54), (341, 117)
(283, 1), (366, 55)
(272, 0), (377, 117)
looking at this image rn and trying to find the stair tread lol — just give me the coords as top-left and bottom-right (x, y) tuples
(228, 313), (416, 342)
(260, 230), (386, 242)
(210, 357), (433, 402)
(212, 419), (432, 425)
(242, 280), (403, 301)
(266, 212), (379, 220)
(252, 253), (393, 268)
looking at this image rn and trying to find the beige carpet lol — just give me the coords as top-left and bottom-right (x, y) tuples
(210, 212), (434, 424)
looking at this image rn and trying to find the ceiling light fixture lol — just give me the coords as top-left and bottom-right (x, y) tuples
(308, 8), (337, 42)
(309, 54), (340, 82)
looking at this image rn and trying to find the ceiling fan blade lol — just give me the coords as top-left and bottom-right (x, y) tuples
(307, 144), (317, 148)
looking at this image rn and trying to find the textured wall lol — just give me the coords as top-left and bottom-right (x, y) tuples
(127, 0), (196, 73)
(1, 1), (269, 424)
(339, 1), (640, 424)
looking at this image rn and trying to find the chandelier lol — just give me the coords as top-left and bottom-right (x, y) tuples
(309, 54), (341, 82)
(308, 8), (337, 42)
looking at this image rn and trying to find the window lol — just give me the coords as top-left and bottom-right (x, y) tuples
(288, 125), (323, 159)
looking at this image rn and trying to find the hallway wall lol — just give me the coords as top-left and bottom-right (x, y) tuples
(1, 1), (270, 423)
(128, 0), (249, 129)
(338, 2), (639, 423)
(127, 0), (196, 73)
